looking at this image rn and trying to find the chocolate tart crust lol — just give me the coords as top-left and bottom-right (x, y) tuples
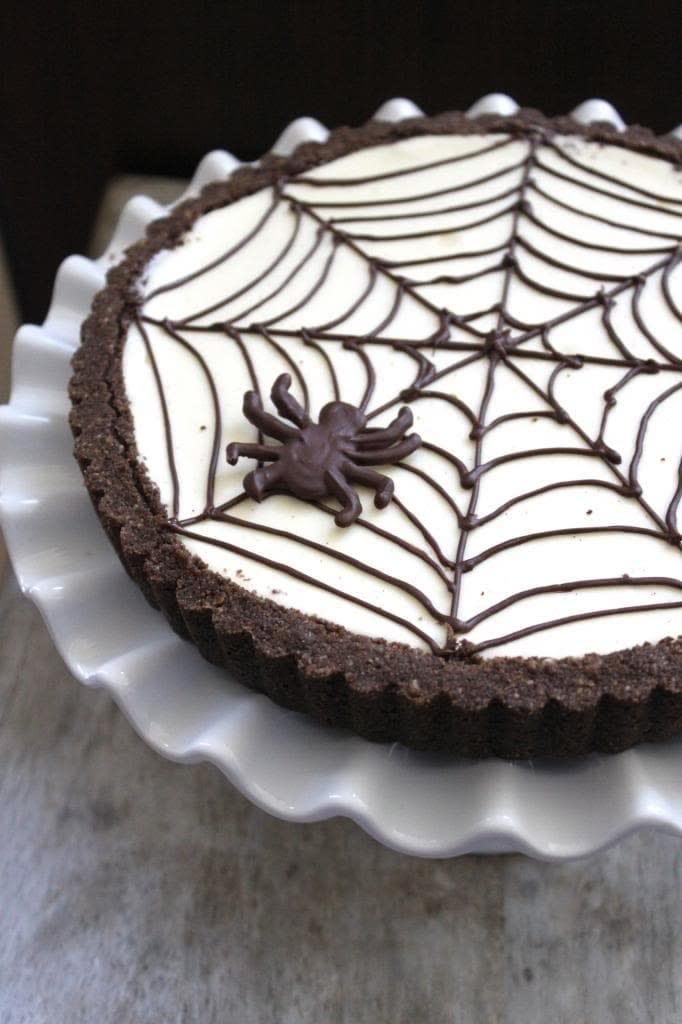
(69, 108), (682, 758)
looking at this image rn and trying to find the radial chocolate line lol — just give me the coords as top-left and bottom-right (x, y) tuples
(132, 127), (682, 655)
(451, 350), (499, 622)
(449, 139), (537, 623)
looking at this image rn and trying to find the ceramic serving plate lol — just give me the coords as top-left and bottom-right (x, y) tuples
(2, 95), (682, 860)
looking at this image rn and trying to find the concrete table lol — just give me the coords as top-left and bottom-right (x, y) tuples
(1, 570), (681, 1023)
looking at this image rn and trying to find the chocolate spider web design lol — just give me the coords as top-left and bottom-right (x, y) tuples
(136, 128), (682, 655)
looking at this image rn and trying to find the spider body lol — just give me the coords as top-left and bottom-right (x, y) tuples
(226, 373), (421, 526)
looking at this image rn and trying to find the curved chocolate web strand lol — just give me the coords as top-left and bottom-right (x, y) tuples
(136, 126), (682, 656)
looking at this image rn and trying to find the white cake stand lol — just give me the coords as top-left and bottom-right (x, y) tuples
(2, 95), (681, 860)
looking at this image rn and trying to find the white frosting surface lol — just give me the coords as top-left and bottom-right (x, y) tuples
(123, 130), (682, 658)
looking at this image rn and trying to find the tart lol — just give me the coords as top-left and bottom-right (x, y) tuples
(69, 108), (682, 757)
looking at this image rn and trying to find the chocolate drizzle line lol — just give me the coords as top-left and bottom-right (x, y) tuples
(135, 123), (682, 656)
(135, 315), (180, 518)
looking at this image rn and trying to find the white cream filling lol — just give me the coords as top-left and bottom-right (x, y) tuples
(123, 131), (682, 658)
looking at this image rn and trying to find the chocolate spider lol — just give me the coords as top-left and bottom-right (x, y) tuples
(226, 373), (421, 527)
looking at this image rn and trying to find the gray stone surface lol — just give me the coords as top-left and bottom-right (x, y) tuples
(0, 572), (681, 1024)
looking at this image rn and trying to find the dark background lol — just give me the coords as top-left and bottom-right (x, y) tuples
(1, 0), (680, 322)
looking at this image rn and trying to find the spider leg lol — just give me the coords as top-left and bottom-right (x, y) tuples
(226, 442), (279, 466)
(349, 433), (421, 465)
(354, 407), (413, 448)
(324, 467), (363, 527)
(271, 373), (309, 428)
(243, 390), (300, 442)
(343, 462), (394, 509)
(244, 462), (284, 502)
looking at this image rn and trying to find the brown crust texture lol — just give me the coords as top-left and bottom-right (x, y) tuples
(69, 107), (682, 758)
